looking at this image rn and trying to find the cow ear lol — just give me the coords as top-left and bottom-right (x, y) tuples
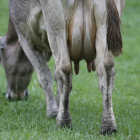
(0, 36), (5, 49)
(0, 45), (5, 49)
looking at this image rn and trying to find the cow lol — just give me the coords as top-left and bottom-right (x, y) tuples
(0, 17), (52, 100)
(0, 17), (34, 100)
(9, 0), (125, 134)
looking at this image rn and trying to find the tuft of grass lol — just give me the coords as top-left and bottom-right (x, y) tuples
(0, 0), (140, 139)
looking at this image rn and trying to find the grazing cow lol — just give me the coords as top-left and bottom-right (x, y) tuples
(9, 0), (125, 134)
(0, 17), (34, 100)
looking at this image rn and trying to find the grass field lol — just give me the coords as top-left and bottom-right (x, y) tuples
(0, 0), (140, 140)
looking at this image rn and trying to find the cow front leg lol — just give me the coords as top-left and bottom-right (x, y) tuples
(97, 52), (117, 135)
(15, 33), (58, 118)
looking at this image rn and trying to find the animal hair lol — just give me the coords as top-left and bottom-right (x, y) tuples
(106, 0), (123, 56)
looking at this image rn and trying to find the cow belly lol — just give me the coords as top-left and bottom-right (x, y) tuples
(68, 1), (96, 64)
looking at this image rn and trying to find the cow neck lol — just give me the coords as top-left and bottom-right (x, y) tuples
(6, 17), (18, 44)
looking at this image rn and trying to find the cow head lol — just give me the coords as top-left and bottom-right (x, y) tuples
(0, 35), (33, 100)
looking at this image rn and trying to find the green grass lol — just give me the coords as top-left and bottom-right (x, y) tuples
(0, 0), (140, 139)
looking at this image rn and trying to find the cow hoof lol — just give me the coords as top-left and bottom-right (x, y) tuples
(100, 116), (117, 135)
(47, 106), (58, 118)
(100, 127), (117, 135)
(100, 122), (117, 135)
(6, 92), (11, 100)
(57, 118), (72, 129)
(47, 111), (58, 118)
(47, 102), (58, 118)
(25, 89), (29, 97)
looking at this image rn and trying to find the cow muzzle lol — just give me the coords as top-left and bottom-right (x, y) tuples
(6, 89), (29, 100)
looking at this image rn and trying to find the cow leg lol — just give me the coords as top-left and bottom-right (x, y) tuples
(55, 70), (73, 107)
(96, 36), (117, 134)
(54, 69), (72, 128)
(96, 41), (117, 134)
(96, 33), (117, 134)
(40, 0), (72, 128)
(55, 69), (73, 127)
(14, 33), (58, 118)
(94, 2), (117, 134)
(97, 52), (117, 135)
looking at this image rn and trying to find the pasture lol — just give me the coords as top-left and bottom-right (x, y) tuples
(0, 0), (140, 139)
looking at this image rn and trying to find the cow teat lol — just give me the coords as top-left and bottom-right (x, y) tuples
(68, 0), (96, 74)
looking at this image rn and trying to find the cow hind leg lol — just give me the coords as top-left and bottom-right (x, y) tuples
(94, 1), (117, 134)
(55, 68), (72, 128)
(40, 0), (73, 128)
(97, 52), (117, 135)
(96, 51), (117, 135)
(55, 70), (73, 107)
(95, 34), (117, 134)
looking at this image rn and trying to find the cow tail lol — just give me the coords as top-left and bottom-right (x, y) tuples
(106, 0), (123, 56)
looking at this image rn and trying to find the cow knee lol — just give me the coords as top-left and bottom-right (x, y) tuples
(39, 74), (53, 89)
(61, 59), (72, 75)
(104, 53), (114, 70)
(55, 66), (71, 84)
(55, 61), (71, 81)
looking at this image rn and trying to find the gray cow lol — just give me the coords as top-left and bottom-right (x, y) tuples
(0, 16), (52, 100)
(0, 17), (52, 100)
(9, 0), (125, 134)
(0, 17), (34, 100)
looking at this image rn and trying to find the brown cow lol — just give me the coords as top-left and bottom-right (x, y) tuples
(0, 18), (34, 100)
(9, 0), (125, 134)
